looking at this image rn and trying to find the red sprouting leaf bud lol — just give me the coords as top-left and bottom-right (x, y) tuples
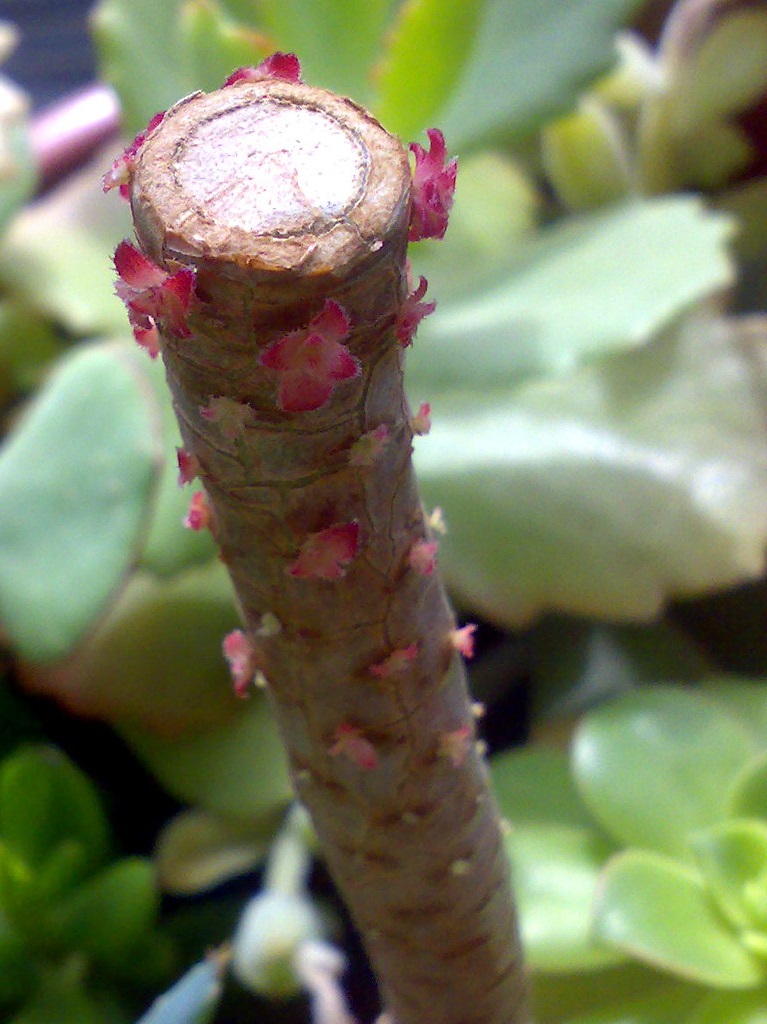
(222, 629), (257, 698)
(411, 402), (431, 436)
(260, 300), (359, 413)
(114, 239), (195, 339)
(223, 52), (302, 87)
(408, 129), (457, 242)
(133, 323), (161, 359)
(369, 643), (419, 679)
(450, 624), (478, 660)
(439, 725), (473, 768)
(102, 111), (165, 199)
(349, 424), (390, 467)
(329, 723), (378, 770)
(200, 396), (256, 440)
(184, 490), (213, 531)
(176, 446), (200, 487)
(408, 539), (439, 576)
(396, 273), (436, 348)
(288, 521), (360, 580)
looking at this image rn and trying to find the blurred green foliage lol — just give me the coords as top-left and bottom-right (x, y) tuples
(493, 683), (767, 1023)
(0, 744), (171, 1024)
(0, 1), (765, 1021)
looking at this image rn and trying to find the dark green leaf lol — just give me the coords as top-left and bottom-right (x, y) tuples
(52, 859), (159, 967)
(0, 747), (109, 875)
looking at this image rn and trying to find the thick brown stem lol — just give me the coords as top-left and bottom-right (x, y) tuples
(130, 79), (529, 1024)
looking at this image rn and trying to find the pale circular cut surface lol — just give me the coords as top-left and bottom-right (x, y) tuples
(177, 99), (368, 236)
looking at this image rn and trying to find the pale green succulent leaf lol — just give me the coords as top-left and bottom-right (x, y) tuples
(0, 159), (131, 335)
(92, 0), (271, 137)
(594, 850), (766, 988)
(439, 0), (646, 149)
(413, 314), (767, 625)
(155, 808), (270, 895)
(572, 687), (756, 859)
(671, 11), (767, 128)
(692, 820), (767, 933)
(507, 823), (622, 973)
(51, 564), (241, 736)
(409, 197), (734, 391)
(542, 98), (632, 211)
(703, 680), (767, 750)
(0, 343), (163, 662)
(727, 752), (767, 822)
(491, 746), (594, 829)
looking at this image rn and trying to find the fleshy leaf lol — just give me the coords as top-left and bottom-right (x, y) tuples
(254, 0), (396, 105)
(413, 313), (767, 625)
(542, 97), (632, 211)
(408, 197), (734, 391)
(438, 0), (646, 149)
(692, 820), (767, 933)
(51, 858), (159, 968)
(20, 563), (242, 736)
(92, 0), (271, 136)
(594, 850), (766, 988)
(121, 696), (292, 819)
(572, 686), (756, 859)
(506, 823), (622, 972)
(0, 159), (130, 335)
(491, 746), (595, 830)
(374, 0), (485, 139)
(0, 343), (162, 662)
(687, 988), (767, 1024)
(155, 809), (269, 895)
(0, 746), (110, 876)
(727, 750), (767, 823)
(703, 679), (767, 750)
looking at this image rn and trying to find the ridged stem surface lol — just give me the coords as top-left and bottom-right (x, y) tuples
(130, 79), (529, 1024)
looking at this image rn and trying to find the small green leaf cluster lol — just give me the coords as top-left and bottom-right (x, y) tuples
(0, 743), (172, 1023)
(492, 682), (767, 1024)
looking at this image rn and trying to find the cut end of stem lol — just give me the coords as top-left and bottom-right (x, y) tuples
(130, 80), (412, 283)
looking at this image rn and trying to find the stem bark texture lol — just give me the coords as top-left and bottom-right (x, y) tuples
(129, 78), (529, 1024)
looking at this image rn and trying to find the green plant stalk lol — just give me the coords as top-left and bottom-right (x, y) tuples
(128, 77), (528, 1024)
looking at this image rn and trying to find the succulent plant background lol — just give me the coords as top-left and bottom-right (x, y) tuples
(0, 1), (767, 1023)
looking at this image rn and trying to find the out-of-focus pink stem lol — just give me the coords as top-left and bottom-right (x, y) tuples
(29, 83), (121, 190)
